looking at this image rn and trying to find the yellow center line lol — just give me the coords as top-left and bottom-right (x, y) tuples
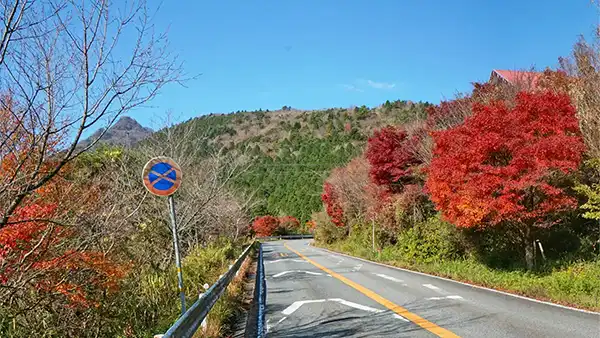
(283, 242), (461, 338)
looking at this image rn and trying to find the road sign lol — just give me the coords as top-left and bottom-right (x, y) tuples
(142, 157), (182, 196)
(142, 156), (186, 315)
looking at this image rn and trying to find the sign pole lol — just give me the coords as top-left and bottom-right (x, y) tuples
(142, 156), (185, 317)
(169, 195), (186, 316)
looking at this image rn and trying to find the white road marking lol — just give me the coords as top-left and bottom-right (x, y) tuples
(277, 317), (287, 324)
(328, 298), (384, 313)
(426, 295), (464, 301)
(273, 270), (329, 278)
(352, 264), (363, 272)
(282, 298), (384, 315)
(282, 299), (327, 315)
(423, 284), (441, 291)
(426, 297), (444, 300)
(266, 259), (307, 264)
(372, 273), (404, 283)
(266, 319), (271, 332)
(447, 295), (464, 300)
(336, 258), (345, 265)
(394, 314), (410, 322)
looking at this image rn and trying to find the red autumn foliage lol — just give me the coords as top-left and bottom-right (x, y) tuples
(321, 182), (345, 227)
(0, 99), (128, 309)
(252, 216), (280, 236)
(1, 194), (128, 308)
(365, 126), (421, 192)
(278, 216), (300, 232)
(426, 91), (584, 229)
(305, 220), (317, 233)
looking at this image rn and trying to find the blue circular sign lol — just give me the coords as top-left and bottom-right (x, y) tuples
(148, 162), (176, 190)
(142, 157), (182, 196)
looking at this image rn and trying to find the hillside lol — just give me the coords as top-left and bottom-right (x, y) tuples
(178, 100), (431, 221)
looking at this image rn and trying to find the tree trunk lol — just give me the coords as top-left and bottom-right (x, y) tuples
(524, 225), (534, 270)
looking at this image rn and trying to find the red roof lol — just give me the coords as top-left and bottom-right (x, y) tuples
(491, 69), (541, 87)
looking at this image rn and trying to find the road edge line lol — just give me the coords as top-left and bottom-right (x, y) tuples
(312, 243), (600, 316)
(284, 242), (461, 338)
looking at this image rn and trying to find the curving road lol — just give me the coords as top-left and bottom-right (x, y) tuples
(263, 239), (600, 338)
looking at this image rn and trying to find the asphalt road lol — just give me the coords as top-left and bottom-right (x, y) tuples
(263, 239), (600, 338)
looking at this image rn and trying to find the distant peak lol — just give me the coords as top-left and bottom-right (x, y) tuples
(113, 116), (143, 130)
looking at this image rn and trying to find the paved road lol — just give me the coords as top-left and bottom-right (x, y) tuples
(264, 240), (600, 338)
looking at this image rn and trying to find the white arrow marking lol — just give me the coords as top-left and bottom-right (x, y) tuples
(426, 295), (464, 301)
(352, 264), (363, 272)
(266, 259), (307, 264)
(281, 298), (410, 321)
(372, 273), (404, 283)
(282, 299), (327, 315)
(447, 295), (464, 300)
(328, 298), (384, 313)
(282, 298), (382, 315)
(423, 284), (441, 291)
(273, 270), (328, 278)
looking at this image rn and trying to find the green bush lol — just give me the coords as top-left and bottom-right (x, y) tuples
(394, 216), (464, 263)
(313, 211), (347, 244)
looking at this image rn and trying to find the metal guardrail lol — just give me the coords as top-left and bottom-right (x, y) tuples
(244, 243), (267, 337)
(163, 242), (256, 338)
(257, 234), (314, 241)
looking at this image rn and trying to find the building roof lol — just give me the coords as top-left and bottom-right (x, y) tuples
(491, 69), (542, 87)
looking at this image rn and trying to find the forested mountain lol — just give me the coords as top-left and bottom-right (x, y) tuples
(177, 100), (431, 221)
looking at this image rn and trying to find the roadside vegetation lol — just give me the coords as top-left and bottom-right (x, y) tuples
(312, 23), (600, 312)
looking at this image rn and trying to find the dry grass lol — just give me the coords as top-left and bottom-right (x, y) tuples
(195, 249), (254, 338)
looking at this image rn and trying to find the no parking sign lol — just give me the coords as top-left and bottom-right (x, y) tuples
(142, 156), (186, 315)
(142, 157), (182, 196)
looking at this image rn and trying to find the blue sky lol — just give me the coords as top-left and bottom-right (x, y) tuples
(127, 0), (598, 129)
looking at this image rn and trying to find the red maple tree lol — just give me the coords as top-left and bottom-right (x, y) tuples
(365, 126), (421, 192)
(252, 216), (280, 237)
(278, 216), (300, 233)
(321, 182), (345, 227)
(426, 91), (585, 268)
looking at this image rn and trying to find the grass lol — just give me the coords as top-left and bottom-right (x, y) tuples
(318, 239), (600, 312)
(197, 251), (253, 338)
(115, 240), (255, 338)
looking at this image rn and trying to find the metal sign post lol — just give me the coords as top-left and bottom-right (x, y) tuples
(143, 157), (186, 316)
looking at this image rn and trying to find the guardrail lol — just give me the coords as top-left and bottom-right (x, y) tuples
(257, 234), (314, 241)
(162, 241), (256, 338)
(244, 243), (267, 337)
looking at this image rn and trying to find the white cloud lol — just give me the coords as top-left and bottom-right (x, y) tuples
(341, 79), (398, 92)
(366, 80), (396, 89)
(342, 84), (364, 92)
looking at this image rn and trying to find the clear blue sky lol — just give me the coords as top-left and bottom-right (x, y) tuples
(128, 0), (598, 129)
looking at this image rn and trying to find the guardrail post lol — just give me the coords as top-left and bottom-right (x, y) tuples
(199, 283), (209, 331)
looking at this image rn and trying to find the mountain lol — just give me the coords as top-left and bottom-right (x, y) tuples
(81, 116), (153, 148)
(172, 101), (431, 221)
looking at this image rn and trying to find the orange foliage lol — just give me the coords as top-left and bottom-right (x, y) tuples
(0, 95), (128, 309)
